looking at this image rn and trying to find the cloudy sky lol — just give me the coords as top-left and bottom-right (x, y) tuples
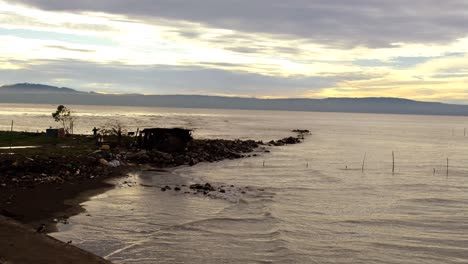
(0, 1), (467, 102)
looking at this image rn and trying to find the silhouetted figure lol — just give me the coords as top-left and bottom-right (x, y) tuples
(92, 127), (99, 137)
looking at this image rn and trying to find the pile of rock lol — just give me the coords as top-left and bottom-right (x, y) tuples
(0, 152), (126, 189)
(267, 136), (302, 146)
(127, 139), (261, 167)
(0, 131), (310, 189)
(292, 129), (310, 134)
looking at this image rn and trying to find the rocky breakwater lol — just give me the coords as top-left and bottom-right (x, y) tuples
(0, 130), (309, 189)
(0, 130), (308, 234)
(127, 131), (308, 168)
(127, 139), (262, 168)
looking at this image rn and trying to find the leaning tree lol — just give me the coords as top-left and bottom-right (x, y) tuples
(52, 105), (75, 134)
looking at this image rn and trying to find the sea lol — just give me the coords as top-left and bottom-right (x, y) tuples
(2, 103), (468, 263)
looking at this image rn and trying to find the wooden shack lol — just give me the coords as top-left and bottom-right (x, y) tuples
(137, 128), (192, 152)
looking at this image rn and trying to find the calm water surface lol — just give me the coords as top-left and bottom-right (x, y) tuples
(2, 103), (468, 263)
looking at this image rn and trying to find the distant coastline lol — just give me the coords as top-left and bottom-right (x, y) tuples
(2, 83), (468, 116)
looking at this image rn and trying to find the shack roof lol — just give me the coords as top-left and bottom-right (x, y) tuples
(141, 128), (192, 133)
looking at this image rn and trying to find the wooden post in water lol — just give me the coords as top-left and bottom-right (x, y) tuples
(361, 153), (366, 173)
(9, 120), (14, 149)
(392, 151), (395, 174)
(446, 158), (449, 176)
(263, 160), (265, 167)
(464, 128), (466, 137)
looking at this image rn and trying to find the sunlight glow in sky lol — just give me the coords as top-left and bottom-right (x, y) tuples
(0, 1), (467, 102)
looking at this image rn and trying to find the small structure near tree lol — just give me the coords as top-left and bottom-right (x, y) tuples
(45, 127), (66, 138)
(138, 128), (192, 152)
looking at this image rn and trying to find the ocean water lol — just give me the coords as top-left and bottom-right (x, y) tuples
(2, 103), (468, 263)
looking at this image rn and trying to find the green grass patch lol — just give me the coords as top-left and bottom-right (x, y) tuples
(0, 131), (135, 157)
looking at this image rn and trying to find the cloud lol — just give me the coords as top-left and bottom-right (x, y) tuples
(1, 1), (468, 103)
(9, 0), (468, 48)
(45, 45), (93, 53)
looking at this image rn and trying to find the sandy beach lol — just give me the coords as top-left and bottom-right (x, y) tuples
(0, 168), (128, 263)
(0, 215), (111, 264)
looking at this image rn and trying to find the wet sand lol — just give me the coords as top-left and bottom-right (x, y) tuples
(0, 170), (131, 264)
(0, 216), (111, 264)
(0, 178), (115, 232)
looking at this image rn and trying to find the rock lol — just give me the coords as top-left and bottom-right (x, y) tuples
(99, 159), (109, 166)
(219, 189), (226, 193)
(150, 150), (173, 160)
(189, 184), (204, 190)
(292, 129), (310, 133)
(204, 183), (214, 191)
(161, 187), (166, 192)
(126, 150), (150, 162)
(174, 187), (181, 191)
(108, 160), (121, 167)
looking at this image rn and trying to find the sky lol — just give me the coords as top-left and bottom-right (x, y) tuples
(0, 1), (467, 102)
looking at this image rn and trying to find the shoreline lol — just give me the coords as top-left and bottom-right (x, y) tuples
(0, 165), (135, 233)
(0, 215), (111, 264)
(0, 133), (306, 263)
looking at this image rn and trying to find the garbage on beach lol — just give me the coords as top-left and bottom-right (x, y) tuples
(99, 158), (109, 166)
(108, 160), (121, 167)
(101, 145), (110, 150)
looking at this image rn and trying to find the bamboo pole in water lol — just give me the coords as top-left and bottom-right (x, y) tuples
(9, 120), (14, 149)
(392, 151), (395, 174)
(446, 158), (449, 176)
(361, 152), (366, 172)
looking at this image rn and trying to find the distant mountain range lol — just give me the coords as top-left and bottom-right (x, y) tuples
(1, 83), (468, 116)
(0, 83), (84, 94)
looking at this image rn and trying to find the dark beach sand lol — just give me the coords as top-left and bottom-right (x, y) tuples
(0, 171), (130, 263)
(0, 216), (111, 264)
